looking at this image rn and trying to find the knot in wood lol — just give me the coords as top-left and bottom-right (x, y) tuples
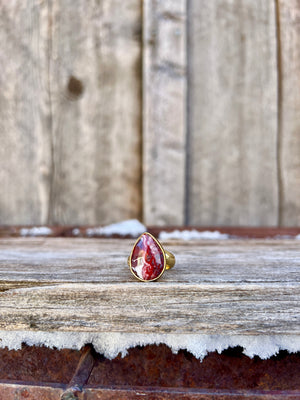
(67, 76), (84, 100)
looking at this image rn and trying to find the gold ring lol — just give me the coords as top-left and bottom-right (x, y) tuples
(127, 232), (175, 282)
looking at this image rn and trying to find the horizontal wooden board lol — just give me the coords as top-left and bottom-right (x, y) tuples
(0, 238), (299, 334)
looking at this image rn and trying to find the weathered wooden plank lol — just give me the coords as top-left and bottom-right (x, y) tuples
(0, 1), (142, 226)
(0, 238), (298, 334)
(188, 0), (278, 226)
(0, 281), (298, 334)
(143, 0), (187, 225)
(1, 238), (300, 284)
(48, 0), (142, 224)
(278, 0), (300, 225)
(0, 1), (51, 224)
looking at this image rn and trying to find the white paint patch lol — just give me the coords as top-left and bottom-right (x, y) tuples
(159, 230), (229, 240)
(296, 234), (300, 240)
(20, 227), (53, 237)
(0, 331), (298, 360)
(86, 219), (146, 238)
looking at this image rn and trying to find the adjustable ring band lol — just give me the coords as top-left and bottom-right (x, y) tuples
(164, 250), (176, 270)
(128, 232), (176, 282)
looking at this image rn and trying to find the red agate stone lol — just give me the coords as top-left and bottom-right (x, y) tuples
(130, 233), (165, 281)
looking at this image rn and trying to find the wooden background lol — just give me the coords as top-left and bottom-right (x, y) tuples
(0, 0), (299, 227)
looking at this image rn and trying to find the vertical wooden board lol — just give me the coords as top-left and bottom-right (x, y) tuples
(188, 0), (278, 226)
(48, 0), (142, 224)
(143, 0), (187, 226)
(278, 0), (300, 226)
(0, 1), (51, 224)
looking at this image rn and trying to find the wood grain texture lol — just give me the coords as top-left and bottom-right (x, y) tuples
(48, 0), (142, 224)
(278, 0), (300, 226)
(187, 0), (279, 226)
(143, 0), (187, 225)
(0, 238), (299, 334)
(0, 2), (51, 224)
(1, 0), (299, 228)
(0, 0), (142, 226)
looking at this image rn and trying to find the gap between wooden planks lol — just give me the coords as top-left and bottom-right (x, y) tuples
(0, 238), (298, 334)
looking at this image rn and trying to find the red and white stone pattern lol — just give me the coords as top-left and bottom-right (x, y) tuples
(130, 233), (165, 281)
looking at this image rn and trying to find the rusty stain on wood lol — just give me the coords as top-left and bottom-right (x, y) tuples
(89, 344), (300, 390)
(0, 384), (64, 400)
(0, 344), (299, 398)
(0, 383), (299, 399)
(84, 388), (300, 400)
(0, 345), (82, 384)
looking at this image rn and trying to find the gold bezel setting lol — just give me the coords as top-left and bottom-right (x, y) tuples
(128, 232), (167, 282)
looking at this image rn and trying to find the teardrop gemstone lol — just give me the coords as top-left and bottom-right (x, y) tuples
(130, 233), (165, 281)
